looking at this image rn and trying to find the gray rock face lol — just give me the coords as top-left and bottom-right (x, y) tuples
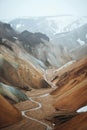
(0, 82), (28, 103)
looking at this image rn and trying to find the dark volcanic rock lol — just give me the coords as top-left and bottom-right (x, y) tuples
(18, 30), (49, 47)
(55, 112), (87, 130)
(0, 22), (17, 41)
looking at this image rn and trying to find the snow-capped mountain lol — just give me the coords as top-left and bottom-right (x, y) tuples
(53, 23), (87, 46)
(8, 16), (87, 66)
(10, 15), (87, 39)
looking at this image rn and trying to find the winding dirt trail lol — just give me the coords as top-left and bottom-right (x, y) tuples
(21, 94), (53, 130)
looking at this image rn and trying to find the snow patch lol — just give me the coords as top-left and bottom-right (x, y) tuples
(38, 93), (49, 98)
(86, 34), (87, 39)
(77, 106), (87, 113)
(13, 37), (18, 40)
(55, 60), (76, 72)
(16, 24), (24, 29)
(77, 38), (85, 46)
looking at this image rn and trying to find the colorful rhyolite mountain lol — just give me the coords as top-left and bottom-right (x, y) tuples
(49, 56), (87, 129)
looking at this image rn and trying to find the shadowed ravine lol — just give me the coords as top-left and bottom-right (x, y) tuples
(21, 94), (53, 130)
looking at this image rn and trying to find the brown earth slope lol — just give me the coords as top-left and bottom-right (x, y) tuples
(55, 112), (87, 130)
(0, 40), (50, 90)
(0, 95), (22, 128)
(48, 56), (87, 130)
(51, 56), (87, 111)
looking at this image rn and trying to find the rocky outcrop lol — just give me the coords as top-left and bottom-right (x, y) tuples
(0, 95), (22, 128)
(19, 30), (49, 46)
(46, 111), (77, 125)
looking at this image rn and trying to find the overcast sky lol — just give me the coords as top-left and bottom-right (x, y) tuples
(0, 0), (87, 21)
